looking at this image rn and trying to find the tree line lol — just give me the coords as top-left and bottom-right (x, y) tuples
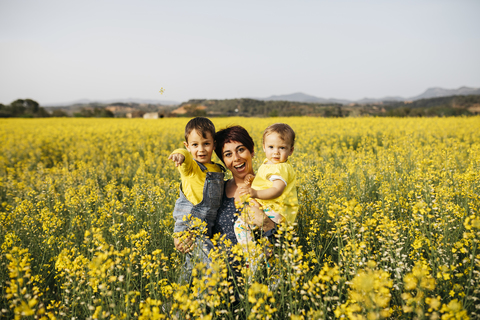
(2, 95), (479, 118)
(381, 95), (480, 117)
(0, 99), (114, 118)
(179, 95), (480, 117)
(0, 99), (50, 118)
(181, 98), (345, 117)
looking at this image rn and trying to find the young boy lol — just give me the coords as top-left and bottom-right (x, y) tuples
(168, 117), (225, 283)
(237, 123), (298, 246)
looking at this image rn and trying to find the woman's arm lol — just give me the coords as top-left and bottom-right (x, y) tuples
(247, 199), (276, 233)
(247, 200), (278, 244)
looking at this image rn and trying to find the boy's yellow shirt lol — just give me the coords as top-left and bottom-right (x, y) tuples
(171, 148), (223, 205)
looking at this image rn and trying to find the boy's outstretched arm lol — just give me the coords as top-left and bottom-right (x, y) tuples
(169, 149), (195, 175)
(240, 180), (286, 200)
(168, 153), (185, 167)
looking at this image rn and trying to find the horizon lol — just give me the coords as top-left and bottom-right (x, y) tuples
(39, 85), (480, 107)
(1, 0), (480, 106)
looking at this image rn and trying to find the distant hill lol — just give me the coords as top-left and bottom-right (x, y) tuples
(262, 92), (350, 104)
(382, 94), (480, 117)
(258, 86), (480, 105)
(264, 92), (327, 102)
(4, 93), (480, 118)
(44, 98), (179, 107)
(43, 101), (177, 117)
(171, 94), (480, 117)
(355, 96), (405, 104)
(409, 86), (480, 100)
(38, 86), (480, 108)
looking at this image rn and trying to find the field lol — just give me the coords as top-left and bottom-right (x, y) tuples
(1, 117), (479, 319)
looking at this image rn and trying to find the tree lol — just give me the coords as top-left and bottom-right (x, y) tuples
(74, 107), (114, 118)
(9, 99), (27, 116)
(5, 99), (50, 117)
(0, 103), (11, 118)
(51, 110), (69, 117)
(93, 108), (114, 118)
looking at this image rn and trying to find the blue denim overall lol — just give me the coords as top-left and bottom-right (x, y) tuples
(173, 160), (225, 285)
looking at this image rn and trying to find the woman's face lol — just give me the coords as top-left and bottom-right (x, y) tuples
(222, 140), (254, 180)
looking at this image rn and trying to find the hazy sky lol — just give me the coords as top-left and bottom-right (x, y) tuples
(1, 0), (479, 105)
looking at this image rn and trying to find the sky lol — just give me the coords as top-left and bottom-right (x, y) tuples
(1, 0), (479, 105)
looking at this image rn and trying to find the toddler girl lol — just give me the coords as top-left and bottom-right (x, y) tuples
(236, 123), (298, 247)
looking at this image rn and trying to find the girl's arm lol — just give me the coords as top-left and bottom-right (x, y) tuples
(240, 179), (286, 200)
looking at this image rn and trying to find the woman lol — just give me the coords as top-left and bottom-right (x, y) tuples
(175, 125), (276, 256)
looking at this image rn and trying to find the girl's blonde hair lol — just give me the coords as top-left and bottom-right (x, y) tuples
(263, 123), (295, 147)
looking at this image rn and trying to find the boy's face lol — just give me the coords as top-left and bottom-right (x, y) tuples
(263, 132), (294, 164)
(184, 129), (215, 164)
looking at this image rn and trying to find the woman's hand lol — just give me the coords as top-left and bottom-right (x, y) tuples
(239, 185), (258, 198)
(174, 234), (195, 254)
(247, 199), (276, 232)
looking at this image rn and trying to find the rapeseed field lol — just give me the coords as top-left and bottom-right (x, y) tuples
(1, 117), (479, 319)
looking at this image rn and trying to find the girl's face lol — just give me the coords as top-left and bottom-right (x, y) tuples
(222, 140), (254, 180)
(263, 132), (294, 164)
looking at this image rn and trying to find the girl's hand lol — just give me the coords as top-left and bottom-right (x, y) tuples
(244, 174), (255, 186)
(174, 234), (195, 253)
(168, 153), (185, 167)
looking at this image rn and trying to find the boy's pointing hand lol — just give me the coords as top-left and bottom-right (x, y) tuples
(168, 153), (185, 167)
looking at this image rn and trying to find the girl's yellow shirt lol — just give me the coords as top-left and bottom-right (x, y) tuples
(251, 159), (299, 224)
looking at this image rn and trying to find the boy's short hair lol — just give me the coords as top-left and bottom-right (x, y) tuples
(215, 125), (255, 163)
(263, 123), (296, 147)
(185, 117), (216, 142)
